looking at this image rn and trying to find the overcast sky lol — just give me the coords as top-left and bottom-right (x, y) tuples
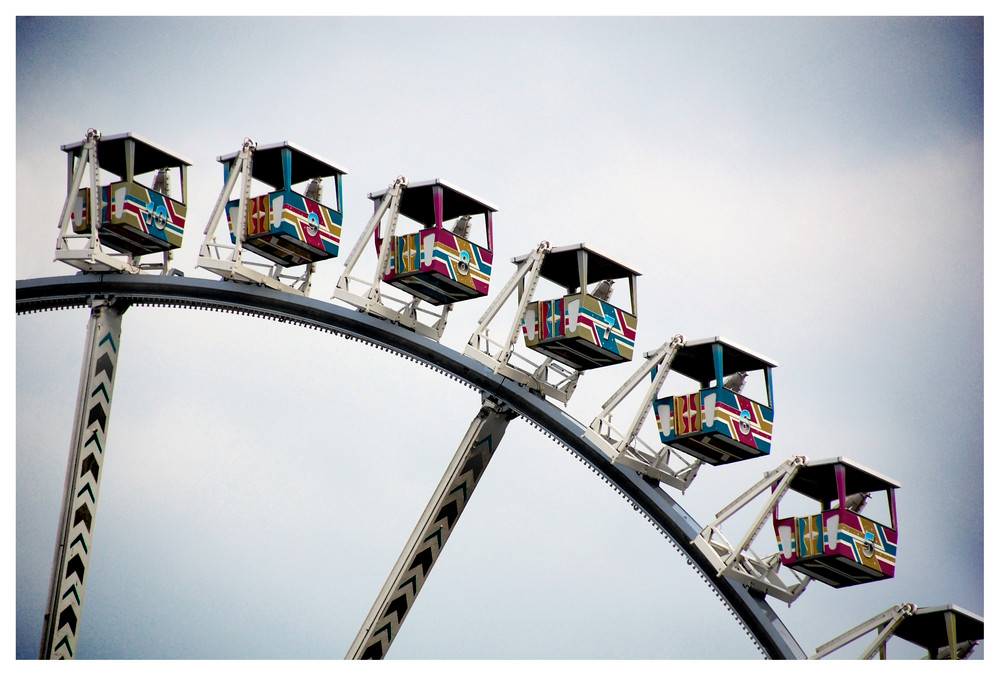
(15, 13), (984, 662)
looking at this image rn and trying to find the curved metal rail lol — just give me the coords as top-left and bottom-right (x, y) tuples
(16, 273), (805, 659)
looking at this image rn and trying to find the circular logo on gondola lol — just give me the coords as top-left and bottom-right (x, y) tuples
(739, 409), (751, 434)
(457, 251), (470, 275)
(861, 541), (875, 557)
(147, 202), (168, 230)
(306, 212), (320, 236)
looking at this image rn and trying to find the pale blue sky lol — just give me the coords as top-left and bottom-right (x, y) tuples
(15, 15), (984, 660)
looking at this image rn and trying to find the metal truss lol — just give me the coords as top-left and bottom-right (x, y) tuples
(463, 241), (583, 403)
(197, 139), (317, 296)
(810, 603), (983, 660)
(584, 335), (704, 492)
(810, 603), (916, 660)
(691, 456), (813, 604)
(54, 129), (156, 275)
(333, 176), (452, 341)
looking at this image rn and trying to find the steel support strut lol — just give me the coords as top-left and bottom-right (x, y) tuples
(39, 298), (128, 659)
(809, 603), (916, 659)
(54, 129), (140, 274)
(347, 397), (518, 659)
(585, 335), (704, 491)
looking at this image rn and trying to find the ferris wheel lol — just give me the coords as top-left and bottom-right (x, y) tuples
(18, 129), (984, 660)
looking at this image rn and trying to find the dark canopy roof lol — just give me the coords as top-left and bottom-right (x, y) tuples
(217, 141), (348, 190)
(511, 243), (641, 290)
(789, 457), (900, 502)
(62, 132), (192, 177)
(368, 178), (497, 226)
(893, 605), (984, 654)
(668, 336), (777, 383)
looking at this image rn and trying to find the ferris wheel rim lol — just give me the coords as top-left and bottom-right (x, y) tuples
(15, 272), (805, 660)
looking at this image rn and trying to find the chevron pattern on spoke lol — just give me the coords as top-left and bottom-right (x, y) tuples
(355, 401), (515, 660)
(42, 303), (124, 660)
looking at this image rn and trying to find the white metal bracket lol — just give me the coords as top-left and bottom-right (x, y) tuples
(810, 603), (916, 659)
(812, 603), (980, 660)
(691, 455), (814, 604)
(463, 241), (582, 403)
(196, 139), (316, 296)
(583, 334), (704, 491)
(333, 176), (452, 341)
(54, 129), (143, 275)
